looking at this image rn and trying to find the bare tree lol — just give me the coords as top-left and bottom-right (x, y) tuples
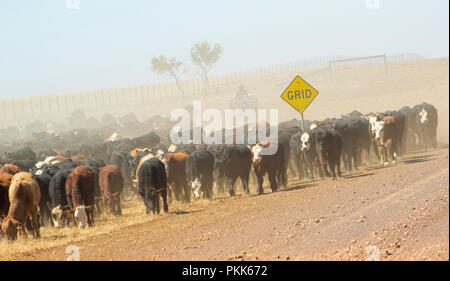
(151, 56), (186, 98)
(190, 41), (223, 96)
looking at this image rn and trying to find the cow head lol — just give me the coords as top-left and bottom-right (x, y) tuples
(168, 144), (178, 153)
(252, 140), (273, 162)
(51, 205), (71, 227)
(300, 132), (311, 151)
(104, 192), (121, 215)
(251, 143), (264, 162)
(155, 149), (165, 160)
(190, 178), (202, 199)
(372, 121), (386, 141)
(74, 205), (92, 228)
(419, 108), (428, 124)
(1, 217), (22, 240)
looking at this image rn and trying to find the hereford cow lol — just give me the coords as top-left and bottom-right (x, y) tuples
(1, 172), (40, 240)
(137, 157), (168, 214)
(65, 165), (96, 228)
(185, 149), (214, 199)
(99, 165), (124, 215)
(164, 151), (190, 202)
(301, 126), (342, 180)
(252, 140), (286, 195)
(371, 116), (398, 166)
(0, 173), (13, 218)
(0, 164), (21, 175)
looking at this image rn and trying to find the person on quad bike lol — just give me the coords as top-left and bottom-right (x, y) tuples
(234, 85), (250, 103)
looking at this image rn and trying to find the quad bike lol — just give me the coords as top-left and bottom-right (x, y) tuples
(229, 93), (258, 109)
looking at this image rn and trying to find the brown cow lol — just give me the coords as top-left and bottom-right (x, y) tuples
(99, 165), (124, 215)
(0, 164), (21, 176)
(164, 151), (190, 202)
(251, 140), (286, 195)
(66, 165), (95, 228)
(0, 173), (13, 218)
(1, 172), (40, 240)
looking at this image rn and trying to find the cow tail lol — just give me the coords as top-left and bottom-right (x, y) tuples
(280, 145), (288, 188)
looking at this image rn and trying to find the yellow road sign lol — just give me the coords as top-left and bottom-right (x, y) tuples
(280, 75), (319, 114)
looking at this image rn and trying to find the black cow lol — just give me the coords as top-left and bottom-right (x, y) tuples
(185, 149), (215, 199)
(108, 150), (134, 197)
(289, 131), (306, 180)
(214, 145), (252, 196)
(279, 126), (301, 184)
(3, 147), (37, 162)
(33, 173), (52, 227)
(207, 144), (227, 194)
(399, 106), (418, 153)
(137, 157), (168, 214)
(49, 169), (72, 227)
(333, 119), (359, 173)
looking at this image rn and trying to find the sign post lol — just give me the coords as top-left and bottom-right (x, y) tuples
(280, 75), (319, 131)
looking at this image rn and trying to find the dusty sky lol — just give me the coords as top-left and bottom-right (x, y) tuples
(0, 0), (448, 99)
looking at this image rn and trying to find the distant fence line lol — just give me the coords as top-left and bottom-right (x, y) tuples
(0, 53), (425, 128)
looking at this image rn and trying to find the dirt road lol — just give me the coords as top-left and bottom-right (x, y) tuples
(9, 148), (449, 261)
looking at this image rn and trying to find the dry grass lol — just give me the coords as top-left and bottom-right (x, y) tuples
(0, 182), (256, 260)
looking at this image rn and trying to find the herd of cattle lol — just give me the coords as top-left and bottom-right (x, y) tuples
(0, 102), (438, 241)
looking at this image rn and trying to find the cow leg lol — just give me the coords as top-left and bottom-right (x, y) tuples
(116, 197), (122, 216)
(318, 151), (330, 178)
(228, 177), (237, 197)
(183, 182), (191, 203)
(143, 196), (151, 215)
(344, 153), (351, 174)
(268, 171), (278, 192)
(372, 140), (380, 161)
(294, 157), (303, 180)
(353, 148), (358, 172)
(31, 210), (40, 238)
(155, 193), (160, 214)
(46, 201), (54, 227)
(161, 188), (169, 214)
(327, 157), (337, 180)
(215, 175), (224, 194)
(88, 208), (94, 227)
(336, 152), (342, 178)
(256, 174), (264, 195)
(240, 174), (250, 195)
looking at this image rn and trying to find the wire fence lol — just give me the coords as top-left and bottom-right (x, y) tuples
(0, 53), (426, 128)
